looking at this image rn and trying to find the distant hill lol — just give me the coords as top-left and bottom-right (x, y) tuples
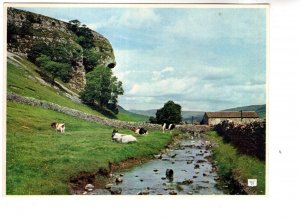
(130, 109), (205, 123)
(117, 106), (150, 122)
(181, 111), (205, 123)
(131, 104), (266, 123)
(222, 104), (266, 118)
(130, 109), (157, 117)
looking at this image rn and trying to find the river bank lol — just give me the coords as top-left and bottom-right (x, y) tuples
(202, 131), (265, 195)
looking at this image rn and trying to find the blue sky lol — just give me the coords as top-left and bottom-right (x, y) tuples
(19, 6), (266, 111)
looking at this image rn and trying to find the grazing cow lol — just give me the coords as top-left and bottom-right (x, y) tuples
(112, 129), (137, 143)
(162, 123), (176, 133)
(131, 127), (148, 135)
(51, 122), (65, 133)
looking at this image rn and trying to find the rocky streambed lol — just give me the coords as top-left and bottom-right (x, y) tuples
(80, 138), (226, 195)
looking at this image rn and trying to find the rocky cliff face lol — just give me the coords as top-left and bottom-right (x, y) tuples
(7, 7), (116, 92)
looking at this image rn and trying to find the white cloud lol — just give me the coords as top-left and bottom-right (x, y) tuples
(151, 67), (174, 81)
(165, 9), (265, 44)
(86, 8), (160, 30)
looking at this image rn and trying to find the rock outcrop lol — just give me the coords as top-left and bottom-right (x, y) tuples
(7, 7), (116, 92)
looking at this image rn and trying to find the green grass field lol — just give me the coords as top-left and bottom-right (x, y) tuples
(205, 131), (265, 194)
(6, 102), (172, 195)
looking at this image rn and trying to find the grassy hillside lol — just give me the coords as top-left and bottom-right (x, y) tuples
(222, 104), (266, 119)
(6, 102), (172, 194)
(7, 53), (146, 122)
(117, 106), (149, 122)
(130, 109), (157, 117)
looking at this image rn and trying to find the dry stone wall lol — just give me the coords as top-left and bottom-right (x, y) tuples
(7, 92), (210, 133)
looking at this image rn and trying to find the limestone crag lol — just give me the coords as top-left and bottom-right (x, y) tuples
(7, 7), (116, 92)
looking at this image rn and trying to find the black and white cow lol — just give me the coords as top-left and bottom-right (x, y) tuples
(51, 122), (65, 133)
(162, 123), (176, 133)
(131, 127), (148, 135)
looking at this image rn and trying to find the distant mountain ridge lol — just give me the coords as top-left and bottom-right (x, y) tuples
(222, 104), (266, 118)
(130, 109), (205, 119)
(130, 104), (266, 123)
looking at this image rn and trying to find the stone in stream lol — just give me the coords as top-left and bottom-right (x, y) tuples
(187, 191), (193, 195)
(116, 177), (123, 183)
(203, 173), (208, 177)
(110, 186), (122, 195)
(161, 177), (166, 180)
(153, 154), (162, 159)
(141, 190), (150, 195)
(170, 154), (177, 158)
(205, 141), (211, 146)
(138, 187), (150, 195)
(186, 161), (193, 164)
(196, 160), (206, 163)
(194, 164), (200, 169)
(193, 175), (198, 179)
(105, 183), (113, 189)
(179, 179), (194, 185)
(140, 179), (144, 182)
(166, 169), (174, 179)
(153, 169), (159, 172)
(90, 189), (111, 195)
(169, 190), (177, 195)
(85, 183), (95, 191)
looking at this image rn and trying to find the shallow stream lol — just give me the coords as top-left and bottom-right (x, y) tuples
(90, 138), (225, 195)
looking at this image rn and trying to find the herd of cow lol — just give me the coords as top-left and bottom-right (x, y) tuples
(51, 122), (176, 144)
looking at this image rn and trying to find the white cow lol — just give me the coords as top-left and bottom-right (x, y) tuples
(112, 129), (137, 143)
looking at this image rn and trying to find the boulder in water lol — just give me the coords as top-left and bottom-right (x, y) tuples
(166, 169), (174, 179)
(110, 186), (122, 195)
(85, 183), (94, 191)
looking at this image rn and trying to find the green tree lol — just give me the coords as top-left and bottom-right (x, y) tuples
(80, 65), (124, 113)
(83, 49), (99, 72)
(155, 100), (182, 124)
(69, 19), (81, 27)
(36, 55), (72, 84)
(68, 19), (81, 33)
(149, 116), (157, 123)
(28, 42), (53, 63)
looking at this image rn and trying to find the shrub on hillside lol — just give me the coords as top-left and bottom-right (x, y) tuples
(36, 55), (72, 84)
